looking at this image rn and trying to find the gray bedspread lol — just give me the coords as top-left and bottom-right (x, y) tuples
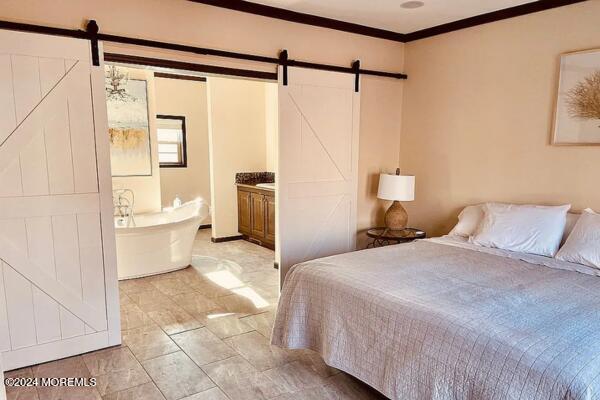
(271, 240), (600, 400)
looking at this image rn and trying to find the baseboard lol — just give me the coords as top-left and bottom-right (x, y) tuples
(211, 235), (243, 243)
(243, 235), (275, 250)
(198, 224), (212, 230)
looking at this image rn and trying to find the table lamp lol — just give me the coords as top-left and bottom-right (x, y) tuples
(377, 169), (415, 230)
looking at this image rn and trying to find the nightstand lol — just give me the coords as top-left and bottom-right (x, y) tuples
(366, 227), (426, 248)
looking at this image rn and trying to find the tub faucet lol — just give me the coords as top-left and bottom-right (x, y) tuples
(113, 189), (136, 227)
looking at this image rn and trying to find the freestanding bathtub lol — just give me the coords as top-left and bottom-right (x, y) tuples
(115, 199), (209, 280)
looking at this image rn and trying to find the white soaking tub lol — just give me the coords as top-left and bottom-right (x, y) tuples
(115, 199), (209, 280)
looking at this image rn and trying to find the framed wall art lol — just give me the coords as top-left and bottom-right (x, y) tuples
(552, 48), (600, 145)
(105, 65), (153, 175)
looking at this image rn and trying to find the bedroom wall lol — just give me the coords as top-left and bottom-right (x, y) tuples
(400, 1), (600, 237)
(154, 76), (211, 225)
(0, 0), (405, 246)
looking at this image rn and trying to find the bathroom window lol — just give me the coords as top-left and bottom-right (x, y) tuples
(157, 115), (187, 167)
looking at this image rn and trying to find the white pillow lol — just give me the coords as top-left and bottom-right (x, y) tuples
(470, 203), (571, 257)
(556, 209), (600, 268)
(449, 205), (484, 237)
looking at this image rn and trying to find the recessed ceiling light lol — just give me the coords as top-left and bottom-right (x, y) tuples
(401, 1), (425, 9)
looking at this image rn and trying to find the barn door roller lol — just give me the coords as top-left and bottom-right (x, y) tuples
(279, 49), (289, 86)
(86, 20), (100, 66)
(352, 60), (360, 92)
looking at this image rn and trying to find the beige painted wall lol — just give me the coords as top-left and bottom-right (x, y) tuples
(0, 0), (405, 245)
(400, 1), (600, 237)
(110, 67), (161, 214)
(265, 83), (278, 173)
(357, 76), (405, 248)
(207, 77), (268, 238)
(154, 77), (211, 224)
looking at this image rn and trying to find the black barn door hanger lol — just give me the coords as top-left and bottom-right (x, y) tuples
(278, 49), (362, 92)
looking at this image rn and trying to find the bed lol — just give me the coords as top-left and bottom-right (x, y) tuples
(271, 236), (600, 399)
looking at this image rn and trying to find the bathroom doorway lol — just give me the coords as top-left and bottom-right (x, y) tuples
(103, 59), (280, 329)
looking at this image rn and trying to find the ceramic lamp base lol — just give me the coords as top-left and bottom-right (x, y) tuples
(384, 201), (408, 230)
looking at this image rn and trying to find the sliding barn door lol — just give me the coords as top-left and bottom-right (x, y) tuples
(278, 66), (360, 285)
(0, 29), (119, 370)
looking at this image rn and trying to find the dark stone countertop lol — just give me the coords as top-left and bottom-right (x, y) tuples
(235, 172), (275, 185)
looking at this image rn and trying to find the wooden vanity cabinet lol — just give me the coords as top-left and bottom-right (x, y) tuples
(237, 185), (275, 249)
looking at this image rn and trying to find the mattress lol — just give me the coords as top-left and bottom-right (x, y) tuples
(271, 237), (600, 399)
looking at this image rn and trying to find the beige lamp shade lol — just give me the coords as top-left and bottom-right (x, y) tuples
(377, 174), (415, 201)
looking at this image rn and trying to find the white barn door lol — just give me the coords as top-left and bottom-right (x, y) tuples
(0, 29), (119, 370)
(278, 66), (360, 284)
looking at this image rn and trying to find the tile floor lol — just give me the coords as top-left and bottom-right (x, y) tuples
(5, 230), (386, 400)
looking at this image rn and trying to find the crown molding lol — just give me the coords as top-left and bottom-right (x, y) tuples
(403, 0), (588, 42)
(188, 0), (406, 42)
(188, 0), (588, 43)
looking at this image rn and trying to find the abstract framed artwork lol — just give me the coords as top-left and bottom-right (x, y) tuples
(552, 48), (600, 145)
(105, 65), (153, 176)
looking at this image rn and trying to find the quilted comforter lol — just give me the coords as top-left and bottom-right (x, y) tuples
(271, 238), (600, 399)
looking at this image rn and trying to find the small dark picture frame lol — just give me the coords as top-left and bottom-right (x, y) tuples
(156, 115), (187, 168)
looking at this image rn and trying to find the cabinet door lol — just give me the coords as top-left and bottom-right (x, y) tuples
(251, 192), (265, 237)
(238, 190), (252, 235)
(265, 194), (276, 244)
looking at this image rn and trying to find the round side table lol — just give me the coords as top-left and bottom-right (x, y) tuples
(366, 227), (426, 248)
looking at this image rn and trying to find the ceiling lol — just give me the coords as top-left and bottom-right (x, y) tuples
(244, 0), (537, 33)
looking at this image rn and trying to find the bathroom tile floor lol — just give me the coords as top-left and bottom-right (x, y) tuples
(5, 229), (386, 400)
